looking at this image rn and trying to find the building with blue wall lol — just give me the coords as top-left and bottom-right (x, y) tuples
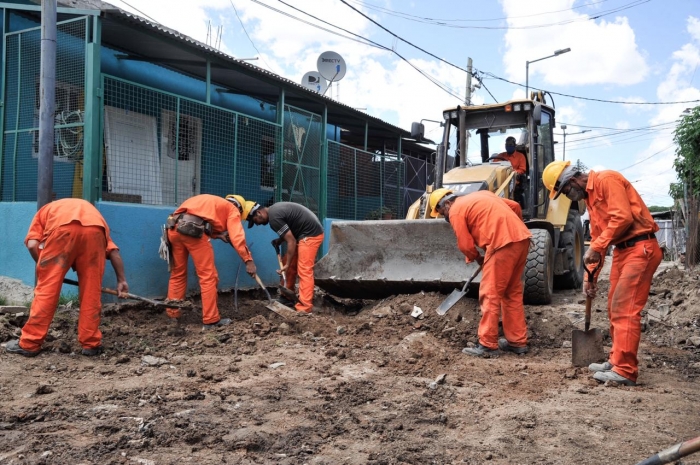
(0, 0), (433, 298)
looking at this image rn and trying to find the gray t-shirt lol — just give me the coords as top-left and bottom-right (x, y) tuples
(268, 202), (323, 240)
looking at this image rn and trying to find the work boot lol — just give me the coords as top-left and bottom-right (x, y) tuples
(593, 370), (636, 386)
(498, 338), (529, 354)
(81, 346), (104, 356)
(5, 339), (40, 357)
(203, 318), (231, 329)
(462, 343), (499, 357)
(588, 361), (613, 372)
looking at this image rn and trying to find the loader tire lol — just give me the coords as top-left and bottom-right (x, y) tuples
(554, 210), (585, 290)
(524, 228), (554, 305)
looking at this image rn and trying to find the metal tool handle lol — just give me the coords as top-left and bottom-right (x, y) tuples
(275, 250), (287, 288)
(583, 261), (601, 332)
(253, 274), (273, 303)
(460, 264), (482, 292)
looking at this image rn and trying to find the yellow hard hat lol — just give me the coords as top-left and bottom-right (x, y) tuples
(242, 201), (261, 228)
(542, 160), (572, 200)
(225, 194), (245, 213)
(428, 188), (454, 218)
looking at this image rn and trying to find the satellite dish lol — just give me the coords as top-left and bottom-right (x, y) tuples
(301, 71), (328, 94)
(317, 51), (347, 82)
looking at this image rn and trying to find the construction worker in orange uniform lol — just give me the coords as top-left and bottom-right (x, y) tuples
(543, 161), (662, 386)
(166, 194), (257, 328)
(5, 199), (128, 357)
(248, 201), (324, 313)
(494, 136), (527, 176)
(429, 189), (532, 356)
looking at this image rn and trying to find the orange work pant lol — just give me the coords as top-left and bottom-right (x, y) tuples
(20, 223), (106, 352)
(477, 239), (530, 350)
(607, 239), (662, 382)
(167, 229), (221, 324)
(284, 233), (324, 313)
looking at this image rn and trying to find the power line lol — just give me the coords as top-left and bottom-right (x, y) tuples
(347, 0), (612, 23)
(618, 144), (675, 172)
(345, 0), (650, 30)
(229, 0), (277, 73)
(478, 71), (700, 105)
(261, 0), (464, 100)
(560, 121), (677, 131)
(114, 0), (160, 24)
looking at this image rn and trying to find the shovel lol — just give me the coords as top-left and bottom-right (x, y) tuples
(436, 265), (482, 316)
(274, 244), (299, 304)
(253, 274), (297, 319)
(571, 262), (605, 367)
(63, 278), (193, 310)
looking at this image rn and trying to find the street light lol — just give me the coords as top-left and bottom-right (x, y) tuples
(525, 48), (571, 99)
(556, 124), (591, 161)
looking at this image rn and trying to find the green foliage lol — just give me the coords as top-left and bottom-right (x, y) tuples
(673, 107), (700, 196)
(365, 206), (395, 220)
(58, 292), (78, 306)
(668, 182), (684, 200)
(573, 158), (589, 172)
(0, 295), (6, 306)
(647, 205), (670, 212)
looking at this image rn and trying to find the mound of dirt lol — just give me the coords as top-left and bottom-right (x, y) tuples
(0, 276), (33, 305)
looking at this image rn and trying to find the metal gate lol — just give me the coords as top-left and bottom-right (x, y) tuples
(279, 104), (322, 215)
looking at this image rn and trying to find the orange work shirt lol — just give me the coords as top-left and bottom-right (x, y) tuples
(448, 190), (532, 263)
(585, 170), (659, 254)
(25, 198), (119, 254)
(174, 194), (252, 262)
(497, 150), (527, 175)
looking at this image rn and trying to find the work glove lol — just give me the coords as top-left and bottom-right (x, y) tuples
(158, 225), (173, 272)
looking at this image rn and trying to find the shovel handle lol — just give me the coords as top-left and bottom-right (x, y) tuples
(253, 274), (273, 303)
(460, 265), (483, 292)
(64, 278), (119, 297)
(584, 296), (592, 332)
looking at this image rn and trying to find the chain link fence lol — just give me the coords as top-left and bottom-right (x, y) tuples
(102, 75), (281, 207)
(327, 141), (404, 220)
(1, 17), (87, 201)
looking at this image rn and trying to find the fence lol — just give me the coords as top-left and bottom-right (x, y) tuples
(1, 17), (87, 201)
(327, 141), (404, 220)
(685, 192), (699, 267)
(101, 75), (284, 207)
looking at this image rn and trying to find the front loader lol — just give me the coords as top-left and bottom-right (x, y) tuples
(315, 96), (585, 304)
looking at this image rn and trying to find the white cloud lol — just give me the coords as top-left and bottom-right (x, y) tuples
(501, 0), (648, 87)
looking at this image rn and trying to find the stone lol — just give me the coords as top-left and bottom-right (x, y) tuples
(410, 306), (424, 319)
(687, 336), (700, 347)
(269, 362), (286, 369)
(562, 340), (572, 348)
(372, 306), (393, 318)
(141, 355), (168, 367)
(336, 326), (346, 335)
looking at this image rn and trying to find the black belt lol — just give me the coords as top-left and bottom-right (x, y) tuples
(614, 233), (656, 250)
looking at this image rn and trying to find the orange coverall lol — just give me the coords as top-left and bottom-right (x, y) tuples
(497, 150), (527, 175)
(448, 191), (532, 349)
(585, 170), (661, 382)
(167, 194), (253, 324)
(282, 234), (324, 313)
(20, 199), (119, 352)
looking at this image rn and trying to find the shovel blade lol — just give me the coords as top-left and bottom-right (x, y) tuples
(265, 301), (298, 320)
(436, 289), (466, 316)
(571, 328), (605, 367)
(278, 286), (298, 303)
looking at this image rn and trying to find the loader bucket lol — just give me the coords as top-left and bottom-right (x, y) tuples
(315, 219), (482, 299)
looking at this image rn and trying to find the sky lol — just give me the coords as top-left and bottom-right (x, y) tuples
(110, 0), (700, 207)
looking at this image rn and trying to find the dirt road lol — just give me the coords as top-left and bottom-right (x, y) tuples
(1, 265), (699, 464)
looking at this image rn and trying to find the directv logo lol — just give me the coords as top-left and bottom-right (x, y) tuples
(307, 76), (320, 83)
(321, 58), (342, 63)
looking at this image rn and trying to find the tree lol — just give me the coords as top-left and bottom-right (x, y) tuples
(573, 158), (588, 172)
(672, 106), (700, 197)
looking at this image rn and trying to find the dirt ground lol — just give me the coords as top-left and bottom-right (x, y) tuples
(1, 263), (699, 465)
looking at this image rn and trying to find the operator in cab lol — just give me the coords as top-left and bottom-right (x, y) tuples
(495, 136), (527, 176)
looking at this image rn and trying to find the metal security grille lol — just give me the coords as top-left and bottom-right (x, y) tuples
(403, 154), (433, 217)
(1, 17), (87, 201)
(280, 105), (322, 215)
(101, 75), (281, 207)
(327, 140), (403, 220)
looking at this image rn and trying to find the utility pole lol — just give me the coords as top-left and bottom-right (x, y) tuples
(460, 57), (473, 167)
(38, 0), (57, 209)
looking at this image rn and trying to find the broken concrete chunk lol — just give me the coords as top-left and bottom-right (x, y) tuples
(269, 362), (286, 369)
(410, 306), (424, 319)
(141, 355), (168, 367)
